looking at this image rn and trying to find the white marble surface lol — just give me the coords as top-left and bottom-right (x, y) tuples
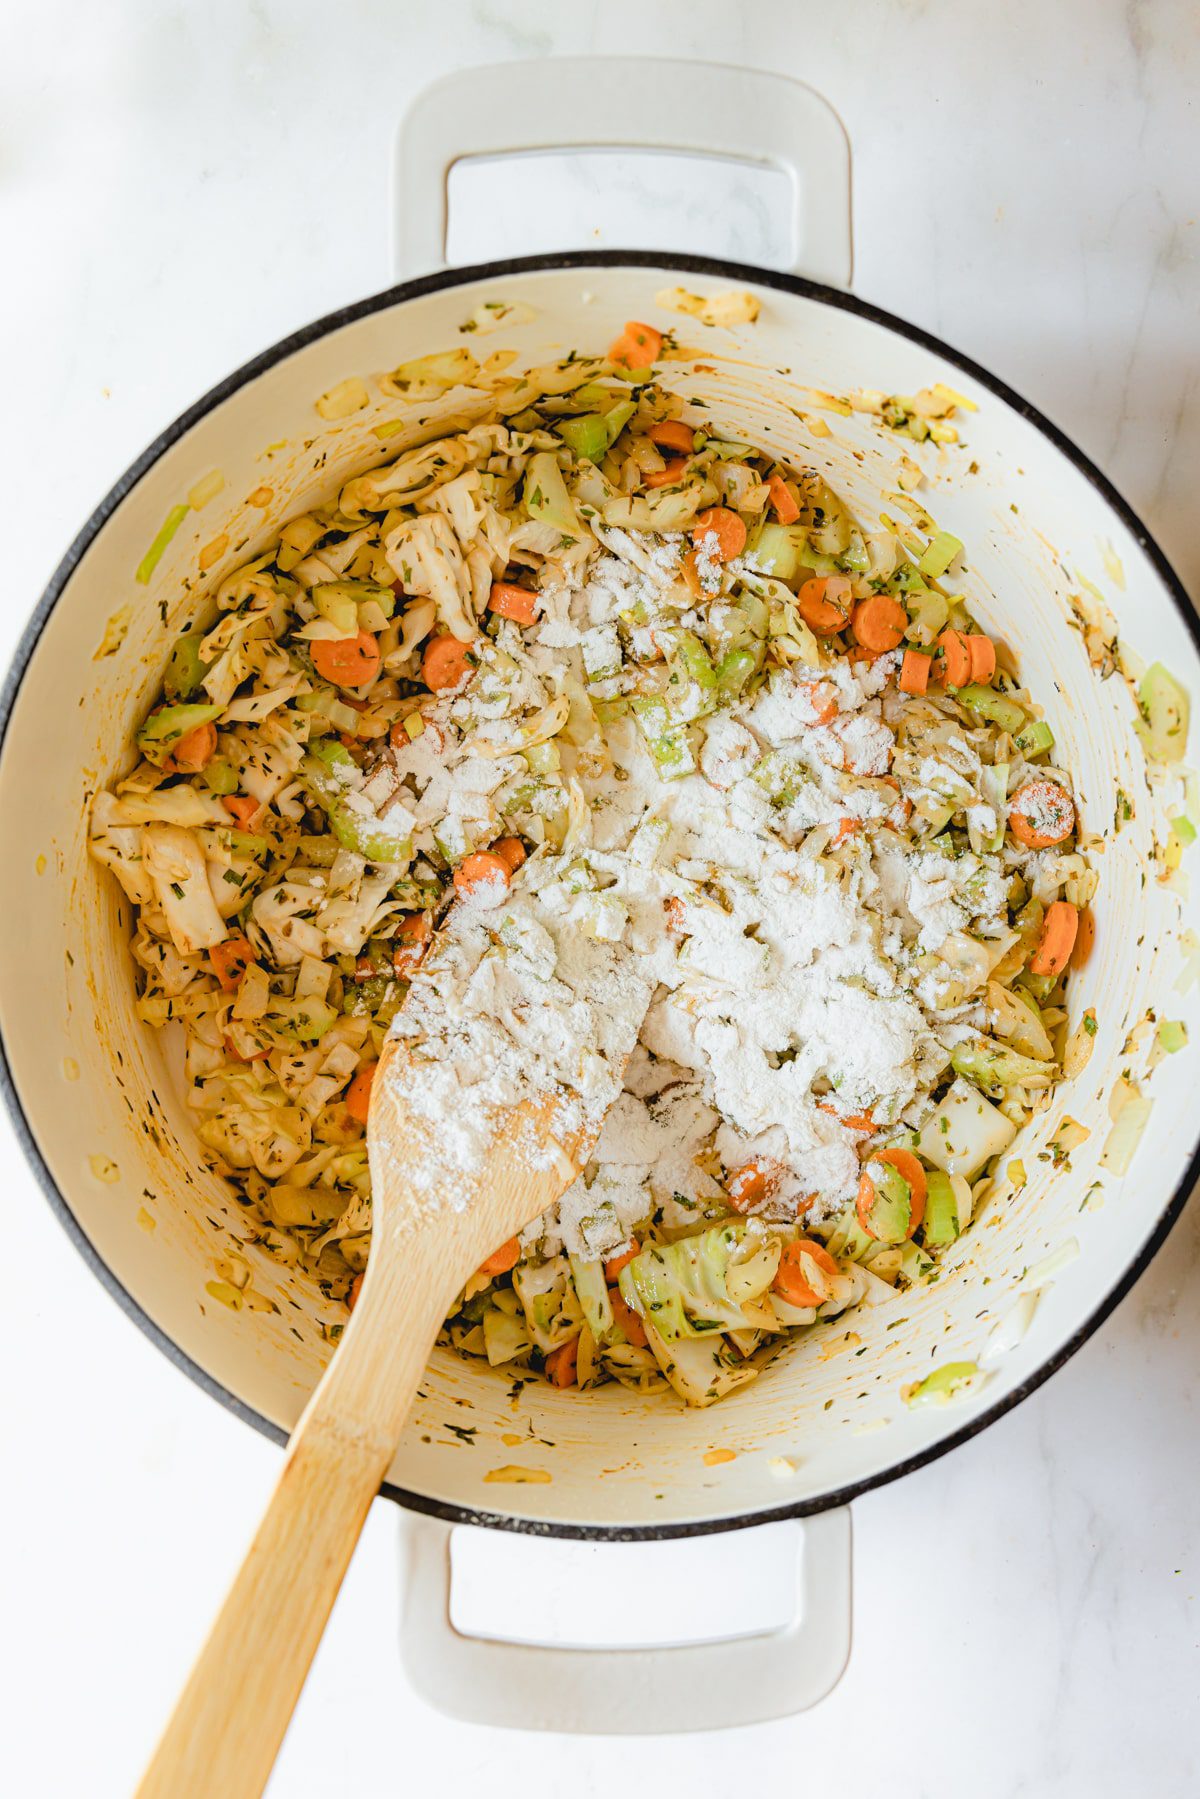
(2, 1), (1198, 1792)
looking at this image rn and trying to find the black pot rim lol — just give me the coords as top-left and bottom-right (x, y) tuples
(3, 248), (1197, 1542)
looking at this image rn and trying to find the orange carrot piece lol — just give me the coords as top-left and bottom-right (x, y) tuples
(857, 1147), (927, 1240)
(488, 581), (539, 625)
(210, 933), (255, 991)
(773, 1238), (840, 1308)
(492, 835), (527, 874)
(453, 850), (512, 900)
(799, 680), (838, 726)
(797, 574), (851, 635)
(818, 1101), (876, 1133)
(966, 634), (997, 683)
(832, 817), (862, 847)
(766, 472), (801, 524)
(421, 634), (475, 692)
(648, 420), (695, 454)
(645, 457), (688, 489)
(347, 1273), (364, 1311)
(852, 594), (907, 654)
(222, 794), (261, 828)
(545, 1336), (580, 1387)
(1008, 781), (1076, 849)
(345, 1061), (377, 1123)
(727, 1157), (782, 1211)
(608, 321), (663, 367)
(1070, 907), (1096, 970)
(168, 721), (218, 773)
(691, 506), (747, 561)
(604, 1241), (640, 1283)
(311, 629), (381, 688)
(478, 1236), (521, 1278)
(608, 1287), (648, 1348)
(1029, 900), (1079, 976)
(900, 648), (932, 695)
(680, 549), (705, 598)
(937, 627), (973, 688)
(392, 912), (432, 977)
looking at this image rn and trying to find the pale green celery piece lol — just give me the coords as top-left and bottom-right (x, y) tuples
(897, 1240), (935, 1283)
(523, 450), (583, 540)
(631, 695), (695, 779)
(1157, 1019), (1188, 1054)
(312, 585), (359, 636)
(136, 702), (223, 761)
(264, 996), (338, 1042)
(1172, 814), (1197, 847)
(842, 528), (870, 572)
(1014, 719), (1055, 758)
(164, 632), (208, 700)
(201, 757), (238, 796)
(600, 399), (637, 446)
(951, 1038), (1056, 1092)
(302, 742), (412, 865)
(922, 1169), (960, 1247)
(903, 587), (949, 645)
(136, 503), (190, 585)
(860, 1160), (912, 1244)
(1018, 971), (1058, 1004)
(556, 414), (609, 462)
(918, 530), (963, 578)
(750, 748), (807, 806)
(747, 521), (807, 583)
(704, 438), (753, 457)
(1134, 662), (1190, 763)
(508, 407), (544, 431)
(956, 684), (1027, 733)
(905, 1361), (981, 1407)
(568, 1255), (614, 1340)
(628, 813), (670, 866)
(715, 644), (764, 697)
(581, 624), (622, 682)
(592, 697), (630, 725)
(524, 739), (561, 776)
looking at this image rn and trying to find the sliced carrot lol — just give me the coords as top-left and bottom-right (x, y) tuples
(492, 835), (527, 874)
(345, 1061), (377, 1124)
(797, 574), (851, 635)
(645, 457), (688, 489)
(899, 648), (932, 695)
(210, 933), (255, 991)
(773, 1238), (840, 1308)
(727, 1157), (781, 1211)
(604, 1240), (640, 1283)
(222, 794), (261, 828)
(609, 1287), (647, 1348)
(167, 721), (218, 773)
(478, 1236), (521, 1278)
(421, 633), (475, 693)
(648, 420), (695, 455)
(966, 634), (997, 683)
(545, 1336), (580, 1387)
(852, 594), (907, 654)
(312, 629), (381, 689)
(608, 321), (663, 367)
(453, 850), (512, 900)
(832, 817), (862, 847)
(488, 581), (539, 625)
(937, 627), (973, 688)
(1070, 907), (1096, 970)
(799, 680), (838, 726)
(856, 1146), (927, 1240)
(818, 1101), (876, 1133)
(392, 912), (432, 977)
(1008, 780), (1076, 849)
(680, 549), (705, 598)
(347, 1272), (364, 1311)
(1029, 900), (1079, 977)
(766, 472), (801, 524)
(691, 506), (747, 561)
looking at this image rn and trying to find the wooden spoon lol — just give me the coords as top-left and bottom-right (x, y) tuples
(136, 968), (649, 1799)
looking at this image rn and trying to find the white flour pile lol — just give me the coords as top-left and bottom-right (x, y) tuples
(382, 529), (1011, 1258)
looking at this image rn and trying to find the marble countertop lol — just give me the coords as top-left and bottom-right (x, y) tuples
(2, 1), (1197, 1793)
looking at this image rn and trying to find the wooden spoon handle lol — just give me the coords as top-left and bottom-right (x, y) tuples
(136, 1248), (454, 1799)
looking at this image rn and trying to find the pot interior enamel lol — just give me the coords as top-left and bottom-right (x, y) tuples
(3, 258), (1197, 1534)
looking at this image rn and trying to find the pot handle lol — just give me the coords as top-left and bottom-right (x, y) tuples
(394, 58), (852, 288)
(397, 1506), (851, 1733)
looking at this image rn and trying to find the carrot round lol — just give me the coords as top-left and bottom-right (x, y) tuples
(899, 648), (931, 695)
(545, 1336), (580, 1387)
(168, 721), (218, 773)
(797, 574), (851, 635)
(345, 1061), (377, 1123)
(609, 1287), (648, 1348)
(478, 1236), (521, 1278)
(421, 633), (475, 692)
(818, 1101), (876, 1133)
(773, 1238), (840, 1308)
(645, 457), (688, 489)
(727, 1157), (780, 1211)
(609, 321), (662, 367)
(857, 1147), (927, 1240)
(453, 850), (512, 901)
(604, 1240), (640, 1283)
(488, 582), (539, 625)
(210, 933), (255, 991)
(648, 420), (695, 455)
(691, 507), (747, 561)
(392, 912), (431, 977)
(937, 627), (973, 688)
(832, 817), (862, 847)
(1008, 780), (1076, 849)
(492, 835), (527, 873)
(799, 680), (838, 726)
(221, 794), (260, 828)
(766, 473), (801, 524)
(1029, 900), (1079, 976)
(347, 1273), (364, 1311)
(966, 634), (997, 683)
(312, 629), (381, 689)
(852, 594), (907, 654)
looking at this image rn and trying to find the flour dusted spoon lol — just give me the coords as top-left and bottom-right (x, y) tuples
(137, 931), (652, 1799)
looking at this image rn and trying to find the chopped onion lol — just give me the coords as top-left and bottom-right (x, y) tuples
(1100, 1083), (1153, 1175)
(982, 1290), (1041, 1364)
(1023, 1238), (1080, 1289)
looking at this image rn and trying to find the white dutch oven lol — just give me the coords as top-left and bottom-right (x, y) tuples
(2, 61), (1198, 1734)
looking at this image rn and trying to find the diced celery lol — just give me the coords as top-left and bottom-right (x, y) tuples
(921, 1169), (960, 1247)
(581, 624), (622, 682)
(715, 644), (764, 697)
(164, 632), (208, 700)
(1157, 1019), (1188, 1054)
(956, 685), (1027, 733)
(1172, 813), (1196, 847)
(903, 587), (949, 645)
(1134, 662), (1189, 763)
(136, 503), (189, 585)
(556, 414), (609, 462)
(524, 739), (561, 776)
(201, 756), (238, 796)
(918, 530), (963, 578)
(631, 696), (695, 778)
(748, 522), (808, 583)
(1014, 719), (1055, 758)
(263, 995), (338, 1042)
(905, 1361), (981, 1407)
(751, 748), (807, 806)
(951, 1039), (1056, 1093)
